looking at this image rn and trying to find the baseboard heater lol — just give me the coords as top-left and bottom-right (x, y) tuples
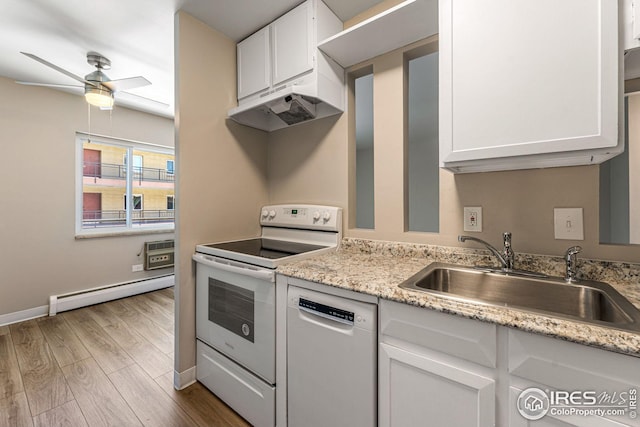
(48, 274), (174, 316)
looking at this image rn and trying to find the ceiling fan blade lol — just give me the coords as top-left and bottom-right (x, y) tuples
(16, 81), (83, 89)
(117, 90), (170, 108)
(103, 76), (151, 92)
(20, 52), (97, 87)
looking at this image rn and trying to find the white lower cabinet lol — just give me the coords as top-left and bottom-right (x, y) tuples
(508, 386), (627, 427)
(379, 343), (495, 426)
(508, 330), (640, 427)
(379, 300), (497, 427)
(379, 299), (640, 427)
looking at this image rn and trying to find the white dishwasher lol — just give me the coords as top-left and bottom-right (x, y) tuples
(287, 285), (377, 427)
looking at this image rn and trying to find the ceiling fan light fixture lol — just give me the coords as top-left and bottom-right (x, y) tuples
(85, 86), (114, 108)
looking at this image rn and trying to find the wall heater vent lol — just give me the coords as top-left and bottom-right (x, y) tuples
(144, 239), (175, 270)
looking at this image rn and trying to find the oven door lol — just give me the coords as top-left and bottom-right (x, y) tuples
(193, 253), (275, 384)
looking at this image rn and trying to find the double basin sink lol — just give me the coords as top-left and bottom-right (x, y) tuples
(399, 263), (640, 333)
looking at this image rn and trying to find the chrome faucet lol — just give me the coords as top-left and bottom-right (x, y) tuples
(564, 246), (582, 283)
(459, 232), (515, 270)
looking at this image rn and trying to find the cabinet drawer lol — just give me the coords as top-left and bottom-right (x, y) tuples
(509, 329), (640, 391)
(380, 299), (497, 368)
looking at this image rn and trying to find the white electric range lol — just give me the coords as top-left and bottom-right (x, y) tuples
(192, 204), (342, 427)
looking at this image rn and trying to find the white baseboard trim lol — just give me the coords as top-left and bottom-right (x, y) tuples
(49, 274), (174, 316)
(1, 275), (174, 326)
(174, 366), (197, 390)
(0, 305), (49, 327)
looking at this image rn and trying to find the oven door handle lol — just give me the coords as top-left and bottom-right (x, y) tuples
(192, 253), (275, 282)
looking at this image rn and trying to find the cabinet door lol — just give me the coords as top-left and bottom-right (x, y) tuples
(271, 0), (314, 86)
(439, 0), (619, 166)
(379, 342), (495, 427)
(237, 26), (271, 100)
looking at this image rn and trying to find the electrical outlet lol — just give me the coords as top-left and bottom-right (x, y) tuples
(463, 207), (482, 232)
(132, 264), (144, 272)
(554, 208), (584, 240)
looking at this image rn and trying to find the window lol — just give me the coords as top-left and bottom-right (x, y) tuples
(77, 133), (175, 234)
(407, 47), (439, 233)
(354, 71), (375, 229)
(124, 195), (143, 210)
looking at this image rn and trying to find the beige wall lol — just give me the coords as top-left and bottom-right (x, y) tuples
(174, 11), (269, 374)
(0, 75), (174, 316)
(267, 115), (348, 206)
(268, 39), (640, 263)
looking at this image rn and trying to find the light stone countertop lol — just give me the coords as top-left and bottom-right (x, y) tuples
(276, 238), (640, 358)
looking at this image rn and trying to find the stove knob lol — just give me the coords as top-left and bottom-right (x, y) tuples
(322, 211), (331, 222)
(313, 211), (321, 221)
(268, 210), (276, 219)
(261, 209), (269, 218)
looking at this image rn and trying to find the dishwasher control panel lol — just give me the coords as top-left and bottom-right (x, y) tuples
(288, 286), (376, 331)
(299, 297), (355, 325)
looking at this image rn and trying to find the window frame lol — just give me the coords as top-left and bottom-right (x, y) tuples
(75, 132), (175, 237)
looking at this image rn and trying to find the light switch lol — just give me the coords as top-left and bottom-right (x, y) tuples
(554, 208), (584, 240)
(463, 207), (482, 232)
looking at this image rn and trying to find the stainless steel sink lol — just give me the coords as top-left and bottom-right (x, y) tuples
(399, 263), (640, 332)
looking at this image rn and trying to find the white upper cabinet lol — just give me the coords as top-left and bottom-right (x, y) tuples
(439, 0), (623, 173)
(237, 2), (313, 101)
(271, 1), (314, 86)
(237, 27), (271, 100)
(230, 0), (344, 131)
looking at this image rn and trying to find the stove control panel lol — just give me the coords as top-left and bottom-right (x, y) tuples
(260, 204), (342, 232)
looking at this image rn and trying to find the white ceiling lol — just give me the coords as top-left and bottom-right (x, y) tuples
(0, 0), (382, 118)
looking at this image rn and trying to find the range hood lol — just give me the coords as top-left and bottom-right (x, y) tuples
(227, 83), (344, 132)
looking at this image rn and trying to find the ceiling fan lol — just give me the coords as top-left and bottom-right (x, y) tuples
(16, 51), (168, 110)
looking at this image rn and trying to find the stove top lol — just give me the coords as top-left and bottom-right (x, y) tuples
(201, 238), (329, 260)
(195, 204), (343, 269)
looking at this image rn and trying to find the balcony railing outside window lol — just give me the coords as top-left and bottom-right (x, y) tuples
(83, 162), (175, 183)
(82, 209), (175, 228)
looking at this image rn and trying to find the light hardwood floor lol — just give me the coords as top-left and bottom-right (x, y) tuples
(0, 288), (250, 427)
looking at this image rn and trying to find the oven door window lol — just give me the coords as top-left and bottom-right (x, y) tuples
(209, 278), (254, 342)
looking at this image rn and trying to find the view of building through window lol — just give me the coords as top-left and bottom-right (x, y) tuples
(80, 137), (175, 230)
